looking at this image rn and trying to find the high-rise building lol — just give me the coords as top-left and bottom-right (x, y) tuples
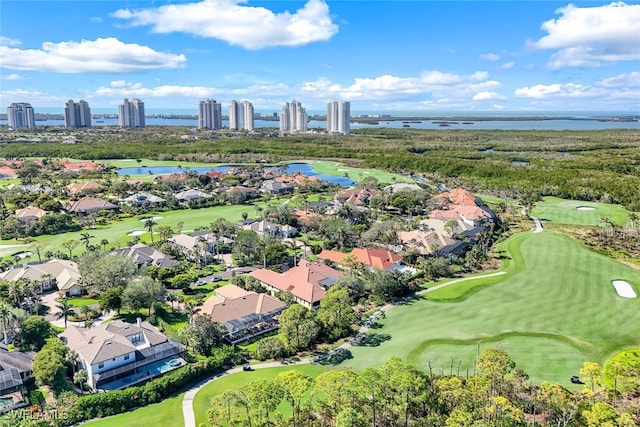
(327, 100), (351, 134)
(7, 103), (36, 130)
(229, 100), (254, 131)
(198, 99), (222, 130)
(64, 99), (92, 129)
(118, 98), (145, 128)
(279, 100), (308, 133)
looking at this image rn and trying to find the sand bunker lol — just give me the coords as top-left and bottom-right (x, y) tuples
(127, 230), (146, 236)
(612, 280), (637, 298)
(140, 216), (163, 222)
(576, 206), (596, 211)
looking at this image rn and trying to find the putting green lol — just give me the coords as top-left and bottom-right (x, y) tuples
(342, 231), (640, 386)
(531, 197), (631, 227)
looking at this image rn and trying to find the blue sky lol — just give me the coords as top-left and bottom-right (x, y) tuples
(1, 1), (639, 113)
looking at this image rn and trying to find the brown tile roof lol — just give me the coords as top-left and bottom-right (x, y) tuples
(398, 231), (456, 255)
(65, 198), (118, 213)
(200, 284), (286, 324)
(14, 205), (47, 220)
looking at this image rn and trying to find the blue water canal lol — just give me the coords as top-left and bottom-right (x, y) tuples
(116, 162), (355, 187)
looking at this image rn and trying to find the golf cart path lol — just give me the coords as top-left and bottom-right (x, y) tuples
(181, 269), (506, 427)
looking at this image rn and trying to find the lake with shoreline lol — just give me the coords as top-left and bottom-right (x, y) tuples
(116, 162), (356, 187)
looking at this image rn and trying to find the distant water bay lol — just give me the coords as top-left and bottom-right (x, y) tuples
(2, 116), (638, 130)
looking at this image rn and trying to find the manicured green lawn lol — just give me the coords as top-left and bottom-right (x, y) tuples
(0, 204), (253, 257)
(531, 196), (632, 227)
(341, 231), (640, 386)
(193, 364), (327, 426)
(305, 160), (412, 184)
(83, 392), (184, 427)
(67, 297), (99, 307)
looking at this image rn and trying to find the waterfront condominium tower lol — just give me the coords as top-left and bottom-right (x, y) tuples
(228, 100), (254, 131)
(118, 98), (146, 128)
(7, 102), (36, 130)
(326, 100), (350, 134)
(64, 99), (92, 129)
(198, 99), (222, 130)
(279, 100), (308, 133)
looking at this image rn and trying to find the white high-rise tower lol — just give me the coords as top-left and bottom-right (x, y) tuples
(327, 100), (350, 134)
(279, 100), (308, 133)
(7, 103), (36, 129)
(198, 99), (222, 130)
(64, 99), (92, 129)
(118, 98), (145, 128)
(229, 100), (254, 131)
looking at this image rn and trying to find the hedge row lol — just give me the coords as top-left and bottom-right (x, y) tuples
(54, 349), (236, 426)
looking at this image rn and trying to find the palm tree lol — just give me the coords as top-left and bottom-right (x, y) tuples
(80, 232), (94, 250)
(100, 239), (109, 251)
(0, 303), (16, 346)
(29, 241), (48, 263)
(55, 297), (76, 329)
(7, 280), (26, 307)
(167, 293), (178, 312)
(74, 369), (88, 393)
(144, 218), (157, 243)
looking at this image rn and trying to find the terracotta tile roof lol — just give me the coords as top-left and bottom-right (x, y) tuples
(66, 182), (105, 195)
(319, 247), (402, 270)
(250, 260), (342, 305)
(59, 161), (103, 172)
(0, 166), (17, 178)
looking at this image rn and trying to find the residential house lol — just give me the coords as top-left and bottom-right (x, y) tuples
(242, 220), (298, 238)
(0, 259), (82, 296)
(66, 182), (105, 196)
(0, 348), (36, 413)
(112, 243), (178, 269)
(168, 232), (232, 263)
(228, 186), (260, 200)
(250, 259), (343, 308)
(58, 160), (104, 173)
(261, 180), (293, 195)
(335, 188), (381, 207)
(6, 183), (55, 194)
(0, 166), (18, 179)
(64, 198), (119, 216)
(429, 188), (495, 226)
(122, 192), (167, 208)
(200, 284), (286, 344)
(398, 230), (468, 258)
(319, 247), (403, 271)
(60, 319), (186, 391)
(14, 206), (48, 224)
(174, 189), (211, 203)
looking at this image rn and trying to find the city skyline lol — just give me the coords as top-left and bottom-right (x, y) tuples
(1, 1), (639, 112)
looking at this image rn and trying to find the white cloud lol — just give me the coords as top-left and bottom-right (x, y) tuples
(0, 36), (21, 47)
(0, 89), (67, 106)
(531, 2), (640, 68)
(501, 62), (515, 70)
(514, 83), (591, 99)
(111, 0), (338, 50)
(0, 37), (186, 73)
(480, 53), (501, 61)
(492, 104), (505, 110)
(472, 91), (504, 101)
(2, 73), (25, 80)
(514, 73), (640, 103)
(95, 81), (217, 98)
(300, 71), (500, 102)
